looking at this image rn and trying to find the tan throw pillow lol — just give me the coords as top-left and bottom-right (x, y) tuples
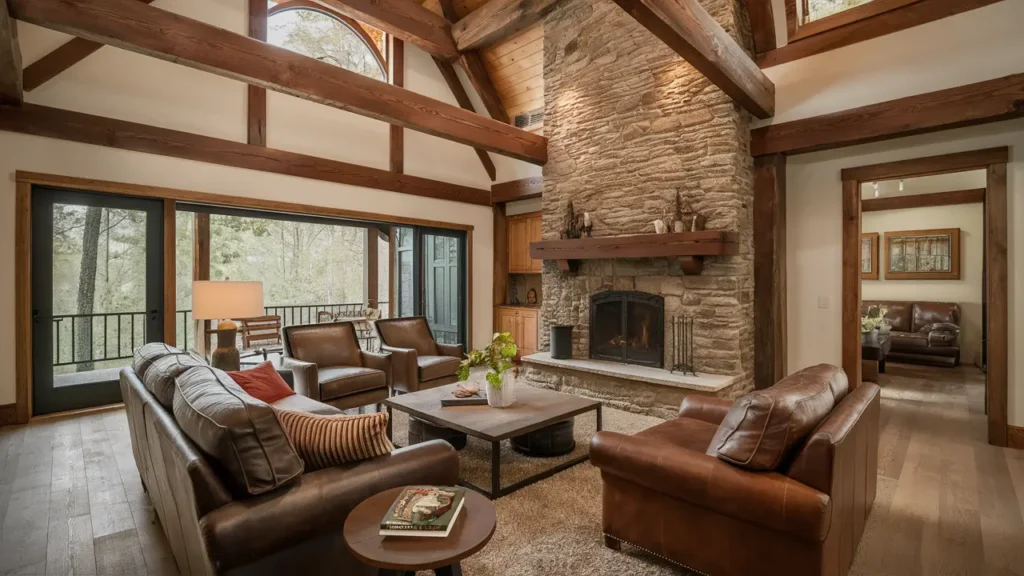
(707, 364), (849, 471)
(274, 409), (394, 470)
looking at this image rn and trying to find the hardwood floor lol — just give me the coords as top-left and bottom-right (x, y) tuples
(0, 363), (1021, 575)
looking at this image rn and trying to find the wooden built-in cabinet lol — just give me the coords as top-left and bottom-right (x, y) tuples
(495, 306), (539, 357)
(508, 212), (542, 274)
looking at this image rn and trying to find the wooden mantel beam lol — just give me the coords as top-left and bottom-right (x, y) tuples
(9, 0), (548, 164)
(613, 0), (775, 119)
(452, 0), (560, 52)
(0, 0), (22, 105)
(312, 0), (459, 59)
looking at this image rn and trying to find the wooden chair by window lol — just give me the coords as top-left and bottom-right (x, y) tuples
(317, 311), (336, 323)
(240, 315), (283, 350)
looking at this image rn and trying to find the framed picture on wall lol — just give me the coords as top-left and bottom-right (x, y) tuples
(884, 228), (961, 280)
(861, 233), (879, 280)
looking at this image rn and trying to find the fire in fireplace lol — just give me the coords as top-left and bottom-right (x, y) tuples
(589, 291), (665, 368)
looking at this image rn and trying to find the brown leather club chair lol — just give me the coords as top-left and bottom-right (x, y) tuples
(374, 316), (463, 394)
(591, 364), (881, 576)
(282, 322), (390, 411)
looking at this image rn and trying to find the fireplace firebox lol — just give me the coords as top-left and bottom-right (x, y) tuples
(589, 291), (664, 368)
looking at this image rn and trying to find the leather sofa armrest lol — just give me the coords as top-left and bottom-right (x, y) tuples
(281, 358), (319, 402)
(678, 396), (733, 425)
(590, 432), (831, 543)
(382, 345), (417, 394)
(361, 351), (392, 388)
(436, 343), (464, 359)
(200, 440), (458, 572)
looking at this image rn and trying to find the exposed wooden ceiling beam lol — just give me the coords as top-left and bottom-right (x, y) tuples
(433, 57), (497, 181)
(438, 0), (510, 124)
(0, 102), (492, 205)
(613, 0), (775, 119)
(452, 0), (560, 52)
(752, 74), (1024, 157)
(0, 0), (23, 105)
(761, 0), (1002, 68)
(491, 176), (542, 203)
(311, 0), (459, 59)
(10, 0), (547, 164)
(861, 189), (986, 212)
(745, 0), (777, 54)
(22, 0), (156, 92)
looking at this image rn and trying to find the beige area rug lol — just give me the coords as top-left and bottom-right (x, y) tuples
(390, 398), (689, 576)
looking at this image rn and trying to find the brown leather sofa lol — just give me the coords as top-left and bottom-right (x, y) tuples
(282, 322), (391, 410)
(863, 300), (962, 366)
(591, 364), (880, 576)
(121, 345), (458, 575)
(374, 316), (463, 394)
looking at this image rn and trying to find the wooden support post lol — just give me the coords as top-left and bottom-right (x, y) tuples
(163, 199), (177, 346)
(388, 225), (397, 318)
(754, 154), (786, 389)
(493, 203), (508, 307)
(366, 227), (379, 309)
(389, 36), (404, 174)
(248, 0), (267, 146)
(0, 0), (22, 105)
(841, 179), (862, 388)
(193, 212), (211, 355)
(986, 163), (1008, 447)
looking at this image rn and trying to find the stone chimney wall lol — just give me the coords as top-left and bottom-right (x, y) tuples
(539, 0), (756, 394)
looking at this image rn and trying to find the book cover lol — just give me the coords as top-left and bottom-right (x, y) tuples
(379, 486), (466, 538)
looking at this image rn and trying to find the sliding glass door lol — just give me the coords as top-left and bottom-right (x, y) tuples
(31, 188), (165, 415)
(393, 227), (468, 348)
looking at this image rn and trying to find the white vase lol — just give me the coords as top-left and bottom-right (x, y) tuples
(487, 371), (516, 408)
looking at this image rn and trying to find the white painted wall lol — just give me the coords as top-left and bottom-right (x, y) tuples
(786, 118), (1023, 425)
(861, 204), (985, 365)
(0, 0), (533, 405)
(762, 0), (1024, 124)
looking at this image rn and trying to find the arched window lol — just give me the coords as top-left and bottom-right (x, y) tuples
(268, 4), (386, 81)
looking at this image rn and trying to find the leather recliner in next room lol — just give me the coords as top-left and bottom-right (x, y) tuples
(591, 364), (881, 576)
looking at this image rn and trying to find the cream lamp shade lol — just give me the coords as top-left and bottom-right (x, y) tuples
(192, 281), (264, 321)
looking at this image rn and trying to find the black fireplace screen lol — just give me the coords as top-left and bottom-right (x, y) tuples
(589, 291), (665, 368)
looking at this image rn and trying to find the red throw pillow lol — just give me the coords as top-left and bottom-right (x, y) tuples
(228, 362), (296, 404)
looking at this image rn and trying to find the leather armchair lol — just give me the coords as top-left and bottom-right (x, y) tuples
(282, 322), (390, 411)
(374, 316), (463, 394)
(591, 365), (881, 576)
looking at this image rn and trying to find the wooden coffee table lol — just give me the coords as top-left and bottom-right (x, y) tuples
(384, 384), (602, 499)
(343, 486), (496, 576)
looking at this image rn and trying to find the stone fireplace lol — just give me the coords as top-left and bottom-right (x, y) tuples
(519, 0), (755, 418)
(590, 291), (664, 368)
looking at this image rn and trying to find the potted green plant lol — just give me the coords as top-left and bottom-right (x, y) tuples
(456, 332), (518, 408)
(861, 305), (889, 344)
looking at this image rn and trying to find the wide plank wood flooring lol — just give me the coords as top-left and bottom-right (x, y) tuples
(1, 363), (1022, 575)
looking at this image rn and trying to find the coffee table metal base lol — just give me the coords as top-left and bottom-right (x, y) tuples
(460, 404), (602, 500)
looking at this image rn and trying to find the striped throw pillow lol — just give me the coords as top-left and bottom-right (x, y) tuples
(274, 409), (394, 470)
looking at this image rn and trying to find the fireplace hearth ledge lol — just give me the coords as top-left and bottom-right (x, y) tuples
(521, 352), (738, 393)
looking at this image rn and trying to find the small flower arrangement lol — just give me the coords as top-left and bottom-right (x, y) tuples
(861, 305), (889, 333)
(456, 332), (518, 389)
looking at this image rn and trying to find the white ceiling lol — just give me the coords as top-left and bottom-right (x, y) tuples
(860, 170), (987, 200)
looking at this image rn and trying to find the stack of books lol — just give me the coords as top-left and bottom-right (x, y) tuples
(379, 486), (467, 538)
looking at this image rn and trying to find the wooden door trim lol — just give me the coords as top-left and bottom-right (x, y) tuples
(840, 147), (1010, 446)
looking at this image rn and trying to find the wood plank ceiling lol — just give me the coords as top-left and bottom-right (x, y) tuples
(423, 0), (544, 129)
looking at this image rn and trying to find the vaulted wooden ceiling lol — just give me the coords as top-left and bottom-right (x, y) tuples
(422, 0), (544, 129)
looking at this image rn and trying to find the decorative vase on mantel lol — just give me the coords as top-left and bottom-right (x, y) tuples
(486, 370), (517, 408)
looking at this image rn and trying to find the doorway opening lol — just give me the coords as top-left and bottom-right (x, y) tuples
(841, 147), (1009, 446)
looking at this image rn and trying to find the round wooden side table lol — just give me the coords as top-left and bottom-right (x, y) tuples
(343, 487), (496, 576)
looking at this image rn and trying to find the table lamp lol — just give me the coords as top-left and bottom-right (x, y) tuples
(192, 281), (264, 371)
